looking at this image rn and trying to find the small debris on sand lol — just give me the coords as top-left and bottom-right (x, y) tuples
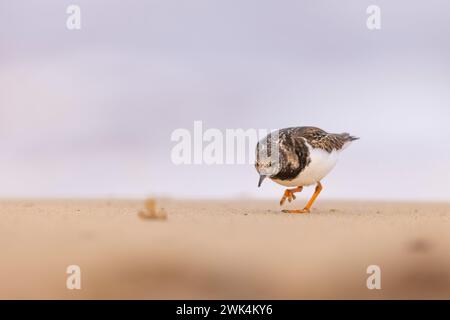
(408, 238), (432, 253)
(138, 199), (168, 220)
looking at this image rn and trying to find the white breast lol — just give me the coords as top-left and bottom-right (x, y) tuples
(272, 141), (340, 187)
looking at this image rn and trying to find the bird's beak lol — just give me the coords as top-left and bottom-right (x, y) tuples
(258, 175), (267, 187)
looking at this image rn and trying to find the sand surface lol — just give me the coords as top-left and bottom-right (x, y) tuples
(1, 198), (450, 299)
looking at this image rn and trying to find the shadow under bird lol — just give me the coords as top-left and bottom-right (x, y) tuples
(255, 126), (358, 214)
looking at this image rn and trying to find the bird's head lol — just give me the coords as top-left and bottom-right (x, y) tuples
(255, 135), (281, 187)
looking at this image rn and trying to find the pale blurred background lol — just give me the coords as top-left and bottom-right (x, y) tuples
(1, 0), (449, 201)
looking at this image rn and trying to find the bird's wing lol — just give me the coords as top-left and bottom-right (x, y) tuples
(296, 127), (358, 152)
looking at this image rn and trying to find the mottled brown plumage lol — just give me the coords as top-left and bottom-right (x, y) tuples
(292, 127), (358, 153)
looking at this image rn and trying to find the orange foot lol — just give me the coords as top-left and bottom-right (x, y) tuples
(281, 182), (323, 214)
(279, 186), (303, 206)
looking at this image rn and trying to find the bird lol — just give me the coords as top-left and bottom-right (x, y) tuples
(255, 126), (358, 214)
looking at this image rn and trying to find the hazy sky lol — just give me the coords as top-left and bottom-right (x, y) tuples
(1, 0), (450, 201)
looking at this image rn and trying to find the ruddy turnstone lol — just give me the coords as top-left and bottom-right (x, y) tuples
(255, 126), (358, 214)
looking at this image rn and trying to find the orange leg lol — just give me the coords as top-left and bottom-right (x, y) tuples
(279, 186), (303, 206)
(282, 182), (323, 214)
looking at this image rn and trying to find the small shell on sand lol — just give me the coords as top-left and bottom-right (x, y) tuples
(138, 199), (168, 220)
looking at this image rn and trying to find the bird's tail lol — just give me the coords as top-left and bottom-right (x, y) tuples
(339, 132), (359, 142)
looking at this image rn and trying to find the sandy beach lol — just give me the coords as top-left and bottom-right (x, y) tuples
(1, 198), (450, 299)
